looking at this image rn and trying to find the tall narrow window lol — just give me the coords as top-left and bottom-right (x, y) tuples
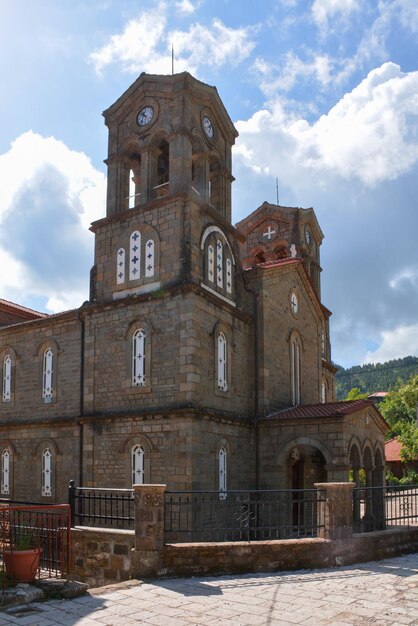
(132, 329), (146, 387)
(226, 258), (232, 294)
(128, 169), (136, 209)
(42, 348), (53, 402)
(219, 446), (227, 500)
(291, 339), (301, 406)
(2, 355), (11, 403)
(132, 445), (145, 485)
(208, 245), (215, 283)
(145, 239), (155, 278)
(41, 448), (52, 496)
(321, 329), (326, 358)
(116, 248), (126, 285)
(216, 240), (223, 289)
(321, 380), (327, 404)
(217, 333), (227, 391)
(1, 450), (10, 495)
(129, 231), (141, 281)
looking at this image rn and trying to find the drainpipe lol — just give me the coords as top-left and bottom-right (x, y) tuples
(77, 309), (85, 487)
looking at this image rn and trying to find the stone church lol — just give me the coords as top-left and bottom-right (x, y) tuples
(0, 73), (387, 503)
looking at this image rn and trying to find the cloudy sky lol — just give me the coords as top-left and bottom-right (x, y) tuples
(0, 0), (417, 368)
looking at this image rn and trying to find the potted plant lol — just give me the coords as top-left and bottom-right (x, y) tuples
(3, 528), (42, 583)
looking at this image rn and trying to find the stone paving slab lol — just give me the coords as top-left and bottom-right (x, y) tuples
(0, 553), (417, 625)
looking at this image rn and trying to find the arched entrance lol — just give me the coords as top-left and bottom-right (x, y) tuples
(287, 444), (327, 490)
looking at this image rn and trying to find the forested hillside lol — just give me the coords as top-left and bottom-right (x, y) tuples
(335, 356), (418, 400)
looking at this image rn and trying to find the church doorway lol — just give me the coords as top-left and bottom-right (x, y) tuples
(287, 445), (327, 490)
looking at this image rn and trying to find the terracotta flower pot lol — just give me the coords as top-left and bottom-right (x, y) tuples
(3, 548), (42, 583)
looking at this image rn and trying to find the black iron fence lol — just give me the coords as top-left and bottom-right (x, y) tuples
(68, 481), (134, 529)
(353, 484), (418, 533)
(0, 504), (71, 588)
(164, 489), (326, 543)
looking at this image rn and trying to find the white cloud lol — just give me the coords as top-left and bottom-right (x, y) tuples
(389, 267), (418, 290)
(175, 0), (198, 14)
(253, 52), (333, 95)
(236, 63), (418, 186)
(0, 131), (106, 312)
(312, 0), (360, 30)
(363, 325), (418, 364)
(89, 8), (255, 76)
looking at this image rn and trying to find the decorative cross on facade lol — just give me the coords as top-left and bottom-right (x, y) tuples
(263, 225), (276, 240)
(132, 245), (138, 252)
(132, 233), (139, 241)
(131, 256), (139, 265)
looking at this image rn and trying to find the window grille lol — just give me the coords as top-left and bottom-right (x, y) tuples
(1, 449), (10, 495)
(145, 239), (155, 278)
(217, 333), (228, 391)
(226, 258), (232, 294)
(42, 448), (52, 496)
(219, 446), (227, 500)
(116, 248), (126, 284)
(132, 445), (145, 485)
(132, 329), (146, 386)
(42, 348), (53, 401)
(129, 231), (141, 281)
(2, 355), (11, 402)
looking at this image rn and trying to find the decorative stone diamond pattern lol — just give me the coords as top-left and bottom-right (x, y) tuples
(145, 239), (155, 278)
(129, 231), (141, 281)
(2, 355), (11, 402)
(116, 248), (126, 284)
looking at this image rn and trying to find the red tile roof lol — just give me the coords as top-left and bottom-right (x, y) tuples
(385, 437), (403, 462)
(262, 399), (373, 421)
(0, 298), (46, 317)
(368, 392), (388, 399)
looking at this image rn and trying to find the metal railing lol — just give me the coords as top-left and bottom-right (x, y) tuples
(353, 484), (418, 533)
(68, 481), (134, 529)
(164, 489), (325, 543)
(0, 504), (71, 588)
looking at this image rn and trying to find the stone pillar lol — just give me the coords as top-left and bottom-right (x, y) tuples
(315, 482), (354, 540)
(169, 134), (192, 193)
(131, 484), (166, 578)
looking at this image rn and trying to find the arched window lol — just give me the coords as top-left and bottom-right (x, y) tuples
(207, 245), (215, 283)
(132, 445), (145, 485)
(217, 333), (228, 391)
(201, 227), (235, 299)
(132, 329), (146, 387)
(116, 248), (126, 285)
(321, 328), (326, 358)
(218, 446), (227, 500)
(1, 449), (10, 495)
(129, 231), (141, 281)
(290, 338), (301, 406)
(2, 355), (12, 403)
(42, 348), (54, 402)
(321, 379), (327, 404)
(41, 448), (52, 496)
(128, 169), (136, 209)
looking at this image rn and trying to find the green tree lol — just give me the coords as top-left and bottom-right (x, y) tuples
(345, 387), (368, 401)
(380, 374), (418, 437)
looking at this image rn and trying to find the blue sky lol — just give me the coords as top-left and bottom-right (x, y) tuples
(0, 0), (418, 368)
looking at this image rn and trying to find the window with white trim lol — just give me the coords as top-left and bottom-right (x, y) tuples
(2, 355), (12, 403)
(217, 332), (228, 391)
(207, 245), (215, 283)
(216, 240), (223, 289)
(41, 448), (52, 496)
(291, 338), (301, 406)
(321, 329), (326, 358)
(132, 329), (146, 387)
(218, 446), (227, 500)
(132, 445), (145, 485)
(144, 239), (155, 278)
(321, 379), (327, 404)
(202, 227), (234, 299)
(42, 348), (54, 402)
(1, 449), (10, 495)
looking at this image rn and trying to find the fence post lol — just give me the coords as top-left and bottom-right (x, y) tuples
(68, 480), (76, 527)
(315, 482), (355, 540)
(131, 484), (166, 578)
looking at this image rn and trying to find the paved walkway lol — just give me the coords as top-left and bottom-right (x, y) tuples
(1, 553), (417, 625)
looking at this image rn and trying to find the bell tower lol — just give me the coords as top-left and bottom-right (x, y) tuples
(102, 72), (237, 222)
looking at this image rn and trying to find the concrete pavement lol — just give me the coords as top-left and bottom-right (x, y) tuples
(1, 553), (417, 625)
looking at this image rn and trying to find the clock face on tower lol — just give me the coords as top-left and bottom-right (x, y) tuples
(202, 115), (214, 139)
(137, 106), (154, 127)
